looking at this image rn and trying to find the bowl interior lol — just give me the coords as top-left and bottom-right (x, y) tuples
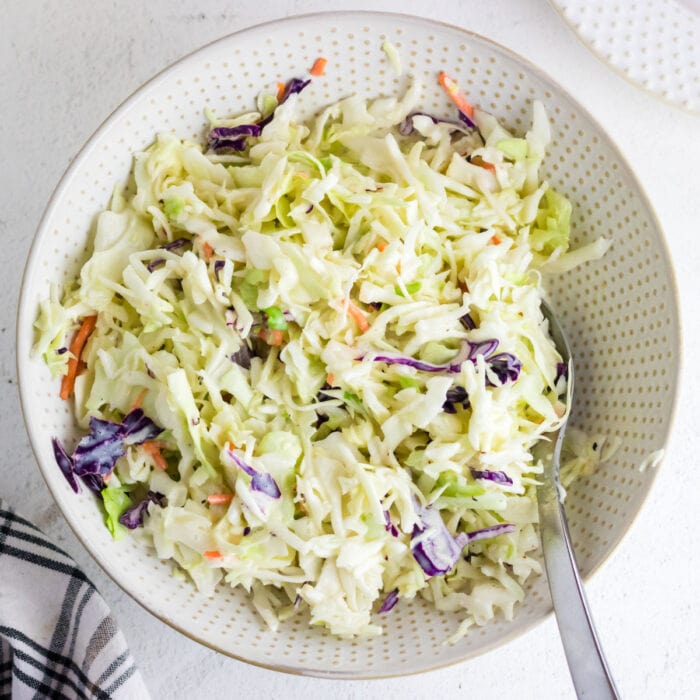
(17, 12), (679, 678)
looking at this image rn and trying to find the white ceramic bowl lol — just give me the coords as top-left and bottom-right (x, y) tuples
(17, 11), (680, 678)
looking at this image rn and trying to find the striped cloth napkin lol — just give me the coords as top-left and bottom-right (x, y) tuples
(0, 499), (149, 699)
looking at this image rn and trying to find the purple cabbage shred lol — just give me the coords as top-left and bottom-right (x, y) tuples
(442, 385), (470, 414)
(459, 313), (476, 330)
(214, 260), (225, 280)
(411, 503), (463, 576)
(383, 510), (400, 537)
(73, 418), (127, 478)
(485, 353), (522, 386)
(555, 362), (568, 383)
(399, 111), (476, 136)
(369, 340), (473, 373)
(378, 589), (399, 614)
(258, 77), (311, 129)
(368, 354), (450, 373)
(458, 110), (477, 130)
(146, 258), (165, 273)
(454, 524), (516, 547)
(121, 409), (164, 446)
(159, 237), (190, 252)
(118, 491), (166, 529)
(251, 472), (281, 499)
(411, 502), (515, 576)
(470, 468), (513, 486)
(228, 451), (281, 499)
(207, 124), (262, 152)
(469, 339), (499, 359)
(367, 338), (521, 387)
(52, 409), (164, 493)
(81, 473), (107, 494)
(52, 437), (80, 493)
(285, 77), (312, 96)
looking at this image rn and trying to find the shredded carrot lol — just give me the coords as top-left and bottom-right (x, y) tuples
(202, 241), (214, 261)
(226, 441), (237, 451)
(470, 155), (496, 174)
(376, 241), (388, 252)
(343, 300), (370, 333)
(276, 81), (286, 101)
(207, 494), (234, 505)
(438, 71), (474, 119)
(258, 328), (284, 346)
(60, 315), (97, 400)
(204, 550), (222, 560)
(326, 373), (335, 386)
(142, 441), (168, 471)
(269, 329), (284, 346)
(130, 388), (147, 411)
(488, 234), (501, 246)
(310, 57), (328, 77)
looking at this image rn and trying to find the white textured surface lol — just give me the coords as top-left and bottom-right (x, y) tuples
(550, 0), (700, 113)
(1, 0), (698, 697)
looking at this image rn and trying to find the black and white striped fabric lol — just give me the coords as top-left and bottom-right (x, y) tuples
(0, 499), (149, 699)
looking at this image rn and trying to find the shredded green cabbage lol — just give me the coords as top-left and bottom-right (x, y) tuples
(34, 67), (611, 641)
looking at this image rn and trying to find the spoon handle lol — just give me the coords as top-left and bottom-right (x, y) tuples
(537, 437), (621, 700)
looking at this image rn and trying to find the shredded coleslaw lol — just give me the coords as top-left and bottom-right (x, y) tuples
(34, 58), (612, 641)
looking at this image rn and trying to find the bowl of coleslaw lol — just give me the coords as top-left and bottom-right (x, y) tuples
(17, 11), (679, 678)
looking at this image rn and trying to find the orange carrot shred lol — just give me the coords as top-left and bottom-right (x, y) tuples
(60, 315), (97, 400)
(207, 494), (234, 505)
(326, 373), (335, 386)
(276, 81), (286, 101)
(204, 550), (222, 559)
(130, 388), (147, 411)
(258, 328), (284, 347)
(376, 241), (388, 252)
(310, 57), (328, 77)
(438, 71), (474, 119)
(142, 441), (168, 471)
(471, 155), (496, 174)
(488, 234), (501, 246)
(269, 329), (284, 346)
(202, 241), (214, 261)
(343, 300), (370, 333)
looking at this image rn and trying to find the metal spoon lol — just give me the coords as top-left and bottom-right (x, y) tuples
(535, 300), (620, 699)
